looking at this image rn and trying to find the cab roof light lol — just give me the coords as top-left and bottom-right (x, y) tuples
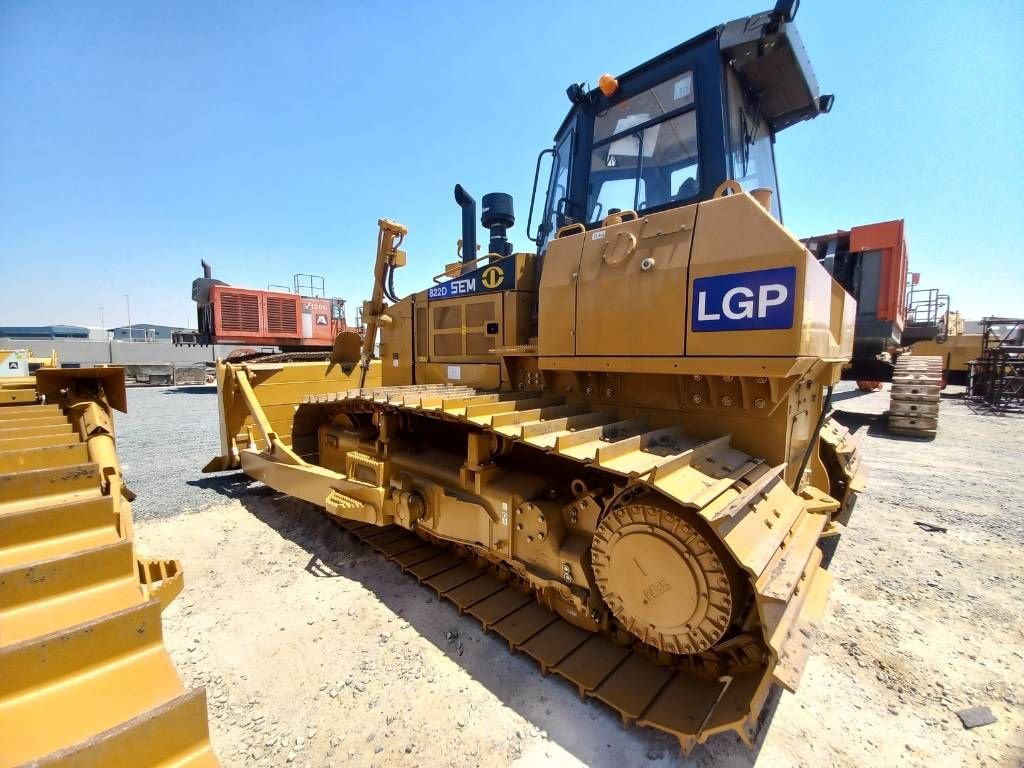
(598, 73), (619, 97)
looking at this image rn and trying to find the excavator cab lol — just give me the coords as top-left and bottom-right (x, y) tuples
(529, 0), (832, 249)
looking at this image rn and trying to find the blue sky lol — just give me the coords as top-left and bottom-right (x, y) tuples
(1, 1), (1022, 328)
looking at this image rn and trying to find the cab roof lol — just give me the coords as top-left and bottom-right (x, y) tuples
(554, 5), (830, 139)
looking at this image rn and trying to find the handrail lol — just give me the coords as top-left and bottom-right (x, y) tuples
(431, 251), (508, 284)
(526, 147), (555, 244)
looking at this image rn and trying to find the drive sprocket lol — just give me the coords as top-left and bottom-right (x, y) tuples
(590, 501), (739, 654)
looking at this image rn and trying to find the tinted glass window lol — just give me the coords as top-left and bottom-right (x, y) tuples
(726, 69), (781, 219)
(594, 72), (694, 143)
(587, 110), (698, 222)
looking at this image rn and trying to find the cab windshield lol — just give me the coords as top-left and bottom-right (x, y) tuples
(587, 71), (699, 222)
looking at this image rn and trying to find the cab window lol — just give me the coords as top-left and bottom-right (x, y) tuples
(587, 103), (699, 223)
(726, 68), (781, 220)
(594, 72), (694, 143)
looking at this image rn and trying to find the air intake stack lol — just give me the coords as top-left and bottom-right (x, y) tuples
(481, 193), (515, 257)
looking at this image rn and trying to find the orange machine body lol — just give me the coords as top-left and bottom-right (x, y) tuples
(207, 285), (345, 348)
(848, 219), (908, 327)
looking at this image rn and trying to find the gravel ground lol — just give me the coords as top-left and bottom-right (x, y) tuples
(127, 383), (1024, 767)
(117, 385), (223, 520)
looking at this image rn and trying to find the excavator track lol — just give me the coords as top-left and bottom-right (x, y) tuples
(297, 383), (847, 752)
(0, 371), (216, 768)
(888, 355), (943, 438)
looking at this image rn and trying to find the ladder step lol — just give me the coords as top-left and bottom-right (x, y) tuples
(0, 539), (141, 644)
(0, 442), (90, 473)
(0, 495), (118, 569)
(0, 391), (39, 409)
(0, 600), (189, 765)
(0, 403), (60, 418)
(0, 423), (73, 441)
(0, 462), (101, 505)
(0, 433), (80, 452)
(32, 688), (217, 768)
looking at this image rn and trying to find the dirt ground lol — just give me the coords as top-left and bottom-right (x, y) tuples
(131, 384), (1024, 768)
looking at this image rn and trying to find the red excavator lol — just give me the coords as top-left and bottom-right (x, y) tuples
(173, 261), (351, 352)
(803, 219), (952, 437)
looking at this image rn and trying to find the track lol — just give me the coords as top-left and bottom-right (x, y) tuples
(888, 355), (943, 438)
(0, 373), (216, 767)
(295, 383), (849, 752)
(331, 518), (784, 753)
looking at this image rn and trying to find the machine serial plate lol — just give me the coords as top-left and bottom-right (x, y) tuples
(428, 257), (516, 301)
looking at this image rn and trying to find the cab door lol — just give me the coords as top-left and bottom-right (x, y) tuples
(537, 227), (586, 356)
(575, 205), (697, 356)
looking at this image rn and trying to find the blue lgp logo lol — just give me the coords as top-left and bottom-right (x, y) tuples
(691, 267), (797, 332)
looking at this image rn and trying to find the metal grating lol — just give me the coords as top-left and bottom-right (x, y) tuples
(416, 306), (429, 358)
(219, 292), (260, 333)
(265, 295), (298, 335)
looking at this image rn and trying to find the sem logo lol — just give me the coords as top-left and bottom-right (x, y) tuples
(427, 256), (516, 300)
(691, 266), (796, 332)
(481, 265), (504, 289)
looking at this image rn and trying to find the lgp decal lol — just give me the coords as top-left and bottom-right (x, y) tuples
(691, 267), (796, 332)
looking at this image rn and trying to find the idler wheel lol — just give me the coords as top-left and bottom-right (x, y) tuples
(591, 502), (738, 654)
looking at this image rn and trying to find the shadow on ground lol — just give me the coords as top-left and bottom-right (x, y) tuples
(162, 385), (218, 395)
(206, 471), (778, 767)
(186, 472), (275, 499)
(831, 388), (875, 404)
(831, 409), (936, 443)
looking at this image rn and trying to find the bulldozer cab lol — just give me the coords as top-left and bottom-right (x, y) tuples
(531, 2), (832, 249)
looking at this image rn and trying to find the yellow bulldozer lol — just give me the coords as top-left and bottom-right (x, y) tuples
(0, 356), (216, 767)
(203, 1), (864, 752)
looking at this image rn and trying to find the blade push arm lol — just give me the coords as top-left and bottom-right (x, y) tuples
(360, 218), (408, 386)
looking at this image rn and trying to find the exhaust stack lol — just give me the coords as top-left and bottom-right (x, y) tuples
(454, 184), (477, 263)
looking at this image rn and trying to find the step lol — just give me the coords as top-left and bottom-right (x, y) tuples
(0, 403), (59, 419)
(0, 433), (80, 452)
(0, 539), (142, 644)
(0, 600), (188, 766)
(0, 414), (70, 430)
(33, 688), (217, 768)
(0, 495), (119, 569)
(0, 422), (73, 440)
(0, 442), (89, 473)
(0, 388), (40, 405)
(0, 462), (101, 505)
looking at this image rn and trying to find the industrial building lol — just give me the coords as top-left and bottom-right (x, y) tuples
(0, 323), (245, 369)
